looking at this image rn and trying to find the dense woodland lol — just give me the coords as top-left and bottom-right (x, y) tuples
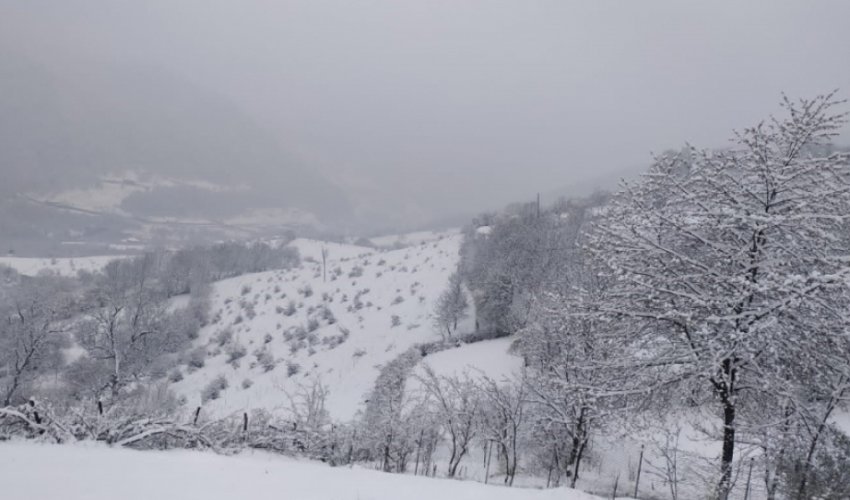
(3, 95), (850, 500)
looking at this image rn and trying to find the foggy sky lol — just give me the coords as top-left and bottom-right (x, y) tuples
(2, 1), (850, 228)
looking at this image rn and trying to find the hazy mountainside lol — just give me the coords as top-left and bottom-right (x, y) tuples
(169, 231), (463, 419)
(0, 52), (351, 251)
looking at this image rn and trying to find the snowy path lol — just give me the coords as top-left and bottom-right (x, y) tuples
(0, 443), (603, 500)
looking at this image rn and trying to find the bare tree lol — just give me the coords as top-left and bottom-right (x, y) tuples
(587, 93), (850, 498)
(417, 365), (479, 477)
(432, 271), (469, 339)
(0, 277), (70, 405)
(76, 255), (167, 395)
(477, 374), (526, 485)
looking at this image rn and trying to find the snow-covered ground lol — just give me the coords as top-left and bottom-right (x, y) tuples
(369, 229), (461, 249)
(0, 443), (604, 500)
(413, 336), (522, 382)
(0, 255), (124, 277)
(170, 231), (462, 419)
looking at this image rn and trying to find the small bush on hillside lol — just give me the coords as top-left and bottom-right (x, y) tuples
(226, 342), (247, 363)
(307, 317), (320, 332)
(201, 375), (229, 403)
(255, 349), (277, 372)
(215, 328), (234, 346)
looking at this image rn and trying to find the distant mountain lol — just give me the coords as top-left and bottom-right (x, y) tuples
(0, 52), (352, 251)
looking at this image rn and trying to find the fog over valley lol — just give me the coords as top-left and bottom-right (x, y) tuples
(3, 3), (850, 500)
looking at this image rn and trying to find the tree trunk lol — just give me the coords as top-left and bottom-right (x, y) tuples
(717, 398), (736, 500)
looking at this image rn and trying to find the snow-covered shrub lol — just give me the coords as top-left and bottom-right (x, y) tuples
(226, 343), (247, 364)
(201, 375), (229, 403)
(214, 328), (234, 346)
(320, 306), (336, 324)
(185, 347), (207, 369)
(306, 317), (320, 332)
(254, 349), (276, 372)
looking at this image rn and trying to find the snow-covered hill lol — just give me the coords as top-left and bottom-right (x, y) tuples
(0, 442), (603, 500)
(170, 231), (463, 419)
(0, 255), (125, 277)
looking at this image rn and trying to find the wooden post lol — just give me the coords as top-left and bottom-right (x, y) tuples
(97, 400), (103, 416)
(484, 440), (494, 484)
(29, 400), (41, 425)
(633, 444), (645, 498)
(612, 473), (620, 500)
(193, 406), (201, 425)
(414, 429), (423, 475)
(743, 457), (755, 500)
(321, 247), (328, 282)
(243, 412), (248, 432)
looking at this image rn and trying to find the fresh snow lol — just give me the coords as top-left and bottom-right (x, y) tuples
(408, 336), (523, 393)
(369, 229), (461, 249)
(171, 231), (462, 420)
(0, 443), (604, 500)
(0, 255), (124, 277)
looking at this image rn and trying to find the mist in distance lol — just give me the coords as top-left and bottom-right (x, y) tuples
(1, 0), (849, 235)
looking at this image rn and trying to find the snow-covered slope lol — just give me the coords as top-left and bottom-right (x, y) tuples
(413, 336), (522, 382)
(170, 231), (462, 419)
(0, 443), (603, 500)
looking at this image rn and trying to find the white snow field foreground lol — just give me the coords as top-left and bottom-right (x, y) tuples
(0, 443), (604, 500)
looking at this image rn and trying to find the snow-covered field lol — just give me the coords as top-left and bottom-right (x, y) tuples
(170, 231), (462, 419)
(0, 443), (604, 500)
(413, 336), (522, 381)
(0, 255), (124, 277)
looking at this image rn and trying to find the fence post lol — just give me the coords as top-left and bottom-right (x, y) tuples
(97, 400), (103, 416)
(243, 412), (248, 432)
(612, 473), (620, 500)
(484, 440), (494, 484)
(193, 407), (201, 426)
(414, 429), (423, 475)
(633, 444), (645, 498)
(743, 457), (755, 500)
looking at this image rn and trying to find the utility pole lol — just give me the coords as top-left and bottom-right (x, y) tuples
(321, 247), (329, 282)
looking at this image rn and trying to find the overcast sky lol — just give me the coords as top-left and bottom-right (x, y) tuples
(2, 1), (850, 225)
